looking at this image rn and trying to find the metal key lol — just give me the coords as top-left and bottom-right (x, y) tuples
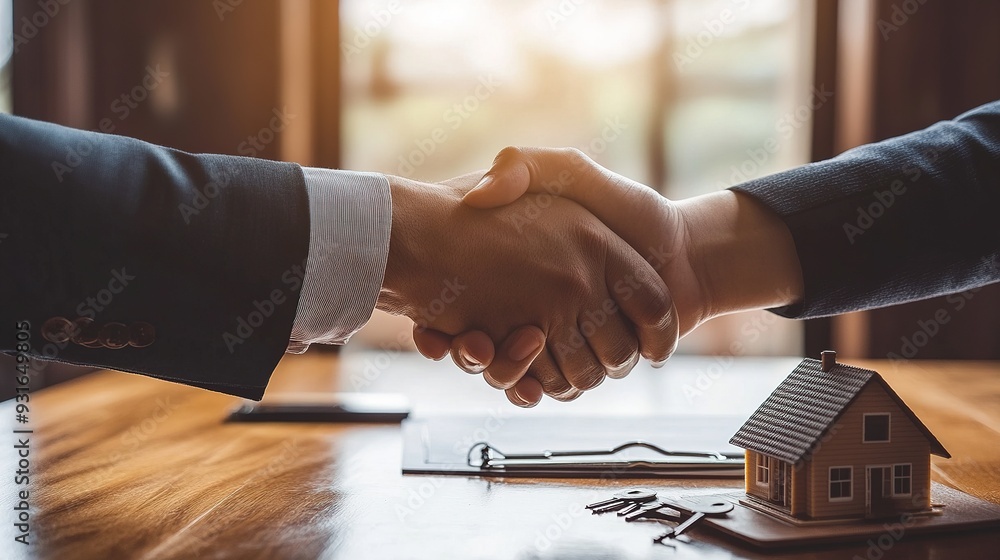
(653, 497), (733, 543)
(616, 502), (643, 516)
(624, 501), (681, 522)
(586, 488), (656, 514)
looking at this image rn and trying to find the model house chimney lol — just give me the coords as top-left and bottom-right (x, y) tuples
(821, 350), (837, 372)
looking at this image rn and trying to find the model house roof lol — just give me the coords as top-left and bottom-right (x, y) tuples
(729, 356), (950, 463)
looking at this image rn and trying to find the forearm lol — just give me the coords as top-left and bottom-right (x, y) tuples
(678, 190), (804, 319)
(732, 100), (1000, 318)
(0, 114), (310, 398)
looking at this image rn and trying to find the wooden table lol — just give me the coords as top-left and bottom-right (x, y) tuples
(2, 353), (999, 559)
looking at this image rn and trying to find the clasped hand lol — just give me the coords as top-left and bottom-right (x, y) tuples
(378, 147), (802, 407)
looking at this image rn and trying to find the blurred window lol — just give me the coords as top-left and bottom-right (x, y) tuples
(1, 0), (10, 113)
(342, 0), (815, 356)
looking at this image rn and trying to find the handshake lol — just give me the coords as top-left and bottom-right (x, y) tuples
(377, 147), (805, 407)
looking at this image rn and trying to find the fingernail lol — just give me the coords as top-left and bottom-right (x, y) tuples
(512, 385), (537, 408)
(459, 347), (485, 373)
(508, 330), (542, 362)
(469, 175), (493, 194)
(651, 359), (666, 369)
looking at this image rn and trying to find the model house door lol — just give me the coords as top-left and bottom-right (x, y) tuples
(770, 461), (790, 507)
(867, 466), (893, 517)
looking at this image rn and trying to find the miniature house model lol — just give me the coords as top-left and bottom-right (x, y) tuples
(729, 351), (950, 521)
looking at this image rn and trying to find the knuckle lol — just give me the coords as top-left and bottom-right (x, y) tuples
(569, 365), (606, 392)
(559, 147), (589, 166)
(536, 372), (575, 399)
(638, 286), (674, 331)
(552, 389), (583, 402)
(603, 340), (640, 375)
(483, 365), (518, 389)
(493, 145), (525, 166)
(642, 330), (679, 363)
(555, 269), (592, 302)
(482, 370), (509, 390)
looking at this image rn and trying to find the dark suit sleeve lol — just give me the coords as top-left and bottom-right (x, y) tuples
(732, 101), (1000, 319)
(0, 114), (311, 399)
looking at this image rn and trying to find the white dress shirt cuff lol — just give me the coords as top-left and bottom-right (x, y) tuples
(288, 167), (391, 352)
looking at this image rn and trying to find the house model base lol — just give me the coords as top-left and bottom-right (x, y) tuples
(689, 482), (1000, 550)
(728, 351), (950, 524)
(737, 494), (943, 527)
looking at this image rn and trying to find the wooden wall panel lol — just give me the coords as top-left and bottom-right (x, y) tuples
(859, 0), (1000, 359)
(807, 382), (932, 519)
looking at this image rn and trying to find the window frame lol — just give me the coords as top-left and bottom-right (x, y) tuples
(829, 466), (853, 502)
(756, 454), (770, 486)
(893, 463), (912, 497)
(863, 413), (891, 443)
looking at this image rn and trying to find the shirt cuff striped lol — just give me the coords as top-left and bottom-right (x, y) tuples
(288, 167), (391, 352)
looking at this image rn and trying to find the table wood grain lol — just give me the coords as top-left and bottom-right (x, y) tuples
(2, 354), (998, 559)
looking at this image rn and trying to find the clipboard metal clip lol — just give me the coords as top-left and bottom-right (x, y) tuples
(467, 441), (744, 473)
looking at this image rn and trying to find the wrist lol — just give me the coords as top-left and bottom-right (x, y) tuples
(677, 190), (803, 319)
(378, 175), (424, 316)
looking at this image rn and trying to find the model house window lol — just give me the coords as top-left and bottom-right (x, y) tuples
(829, 466), (852, 501)
(756, 455), (769, 485)
(893, 464), (912, 496)
(863, 413), (891, 443)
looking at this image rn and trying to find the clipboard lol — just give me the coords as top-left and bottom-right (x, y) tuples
(401, 414), (747, 478)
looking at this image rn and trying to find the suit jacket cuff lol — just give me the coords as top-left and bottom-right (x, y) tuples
(290, 168), (391, 350)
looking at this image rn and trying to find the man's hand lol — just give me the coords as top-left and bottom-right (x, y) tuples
(414, 147), (804, 406)
(380, 173), (679, 403)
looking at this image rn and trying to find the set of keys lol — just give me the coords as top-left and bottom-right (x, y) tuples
(585, 488), (734, 544)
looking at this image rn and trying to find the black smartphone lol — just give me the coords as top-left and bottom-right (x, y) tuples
(227, 392), (410, 423)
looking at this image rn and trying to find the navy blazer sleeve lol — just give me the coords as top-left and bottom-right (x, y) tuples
(732, 101), (1000, 319)
(0, 114), (311, 399)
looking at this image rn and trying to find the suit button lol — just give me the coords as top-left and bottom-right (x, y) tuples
(99, 322), (130, 349)
(129, 322), (156, 348)
(71, 317), (100, 346)
(42, 317), (73, 343)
